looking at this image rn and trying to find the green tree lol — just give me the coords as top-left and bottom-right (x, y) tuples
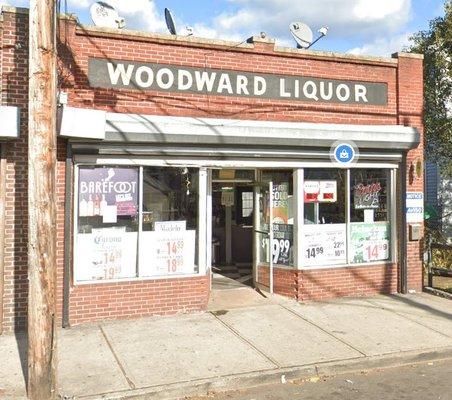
(409, 0), (452, 175)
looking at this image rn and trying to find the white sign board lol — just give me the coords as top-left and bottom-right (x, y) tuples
(406, 192), (424, 223)
(75, 228), (138, 282)
(139, 230), (196, 276)
(302, 224), (347, 266)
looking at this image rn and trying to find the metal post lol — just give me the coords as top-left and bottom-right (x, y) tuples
(269, 181), (274, 294)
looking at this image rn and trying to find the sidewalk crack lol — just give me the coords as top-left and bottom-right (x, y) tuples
(209, 312), (281, 369)
(280, 305), (368, 357)
(99, 325), (136, 389)
(363, 298), (452, 339)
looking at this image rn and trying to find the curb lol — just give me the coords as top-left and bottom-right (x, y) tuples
(75, 346), (452, 400)
(423, 286), (452, 300)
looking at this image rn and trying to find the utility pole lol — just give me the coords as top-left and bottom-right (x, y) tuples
(28, 0), (57, 399)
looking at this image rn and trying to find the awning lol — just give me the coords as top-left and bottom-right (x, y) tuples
(59, 107), (420, 155)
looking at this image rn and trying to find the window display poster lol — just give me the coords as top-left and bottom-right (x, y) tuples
(350, 222), (390, 263)
(75, 227), (138, 282)
(139, 230), (196, 276)
(272, 182), (289, 223)
(79, 167), (138, 217)
(272, 224), (293, 266)
(303, 224), (347, 266)
(304, 180), (337, 203)
(354, 182), (381, 209)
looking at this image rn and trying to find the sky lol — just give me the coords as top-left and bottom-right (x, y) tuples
(0, 0), (447, 56)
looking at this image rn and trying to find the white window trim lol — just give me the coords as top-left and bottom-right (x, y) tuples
(73, 163), (206, 285)
(296, 166), (397, 270)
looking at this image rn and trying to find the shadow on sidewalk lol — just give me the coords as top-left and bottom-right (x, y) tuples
(14, 331), (28, 393)
(384, 294), (452, 321)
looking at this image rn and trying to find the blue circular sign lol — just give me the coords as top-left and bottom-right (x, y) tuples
(333, 143), (355, 164)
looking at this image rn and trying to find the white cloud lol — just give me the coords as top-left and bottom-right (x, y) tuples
(68, 0), (166, 32)
(1, 0), (416, 55)
(348, 32), (413, 57)
(214, 0), (412, 42)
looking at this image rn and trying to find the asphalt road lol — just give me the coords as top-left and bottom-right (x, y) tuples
(190, 358), (452, 400)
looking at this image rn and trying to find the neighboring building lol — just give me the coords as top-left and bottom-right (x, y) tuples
(425, 162), (452, 241)
(0, 6), (424, 332)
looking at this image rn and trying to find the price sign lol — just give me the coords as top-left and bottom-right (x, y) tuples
(75, 227), (138, 282)
(350, 222), (390, 263)
(363, 240), (389, 262)
(303, 224), (347, 266)
(139, 230), (196, 276)
(272, 224), (293, 265)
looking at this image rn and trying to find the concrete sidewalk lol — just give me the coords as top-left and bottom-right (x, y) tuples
(1, 292), (451, 399)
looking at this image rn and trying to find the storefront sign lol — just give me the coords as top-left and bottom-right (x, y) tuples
(304, 180), (337, 203)
(406, 192), (424, 223)
(354, 182), (381, 209)
(272, 224), (293, 265)
(79, 167), (138, 217)
(302, 224), (346, 266)
(350, 222), (390, 263)
(75, 227), (138, 282)
(139, 230), (196, 276)
(272, 182), (289, 223)
(88, 58), (388, 106)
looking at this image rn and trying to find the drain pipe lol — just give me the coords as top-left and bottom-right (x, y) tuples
(62, 143), (73, 328)
(0, 144), (7, 334)
(400, 153), (408, 294)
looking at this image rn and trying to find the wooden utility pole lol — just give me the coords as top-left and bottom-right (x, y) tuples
(28, 0), (57, 399)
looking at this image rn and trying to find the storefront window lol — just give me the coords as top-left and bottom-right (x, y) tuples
(74, 165), (199, 283)
(75, 167), (139, 281)
(259, 171), (294, 267)
(349, 169), (391, 264)
(302, 169), (347, 266)
(140, 167), (199, 276)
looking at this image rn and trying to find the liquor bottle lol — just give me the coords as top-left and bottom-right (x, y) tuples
(87, 194), (94, 217)
(100, 194), (107, 216)
(79, 197), (88, 217)
(93, 194), (100, 216)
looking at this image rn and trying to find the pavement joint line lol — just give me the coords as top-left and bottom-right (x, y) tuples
(279, 304), (368, 357)
(363, 298), (452, 339)
(208, 311), (281, 369)
(99, 325), (136, 390)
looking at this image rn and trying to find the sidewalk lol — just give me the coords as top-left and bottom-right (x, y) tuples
(1, 292), (451, 399)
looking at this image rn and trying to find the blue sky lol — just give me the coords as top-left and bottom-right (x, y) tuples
(0, 0), (447, 56)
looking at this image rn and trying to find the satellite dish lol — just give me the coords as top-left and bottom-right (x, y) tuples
(289, 22), (313, 49)
(90, 1), (125, 29)
(165, 8), (177, 35)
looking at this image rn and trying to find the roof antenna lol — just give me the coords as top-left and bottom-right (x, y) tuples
(289, 22), (328, 49)
(90, 1), (125, 29)
(164, 8), (177, 35)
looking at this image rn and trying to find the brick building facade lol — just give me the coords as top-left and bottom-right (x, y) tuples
(0, 7), (424, 332)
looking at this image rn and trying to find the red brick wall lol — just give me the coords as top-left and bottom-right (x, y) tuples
(1, 9), (29, 331)
(395, 53), (424, 293)
(69, 276), (209, 325)
(257, 265), (298, 298)
(0, 8), (424, 331)
(298, 264), (398, 301)
(258, 263), (398, 301)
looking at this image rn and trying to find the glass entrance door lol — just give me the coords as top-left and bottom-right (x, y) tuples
(253, 181), (274, 293)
